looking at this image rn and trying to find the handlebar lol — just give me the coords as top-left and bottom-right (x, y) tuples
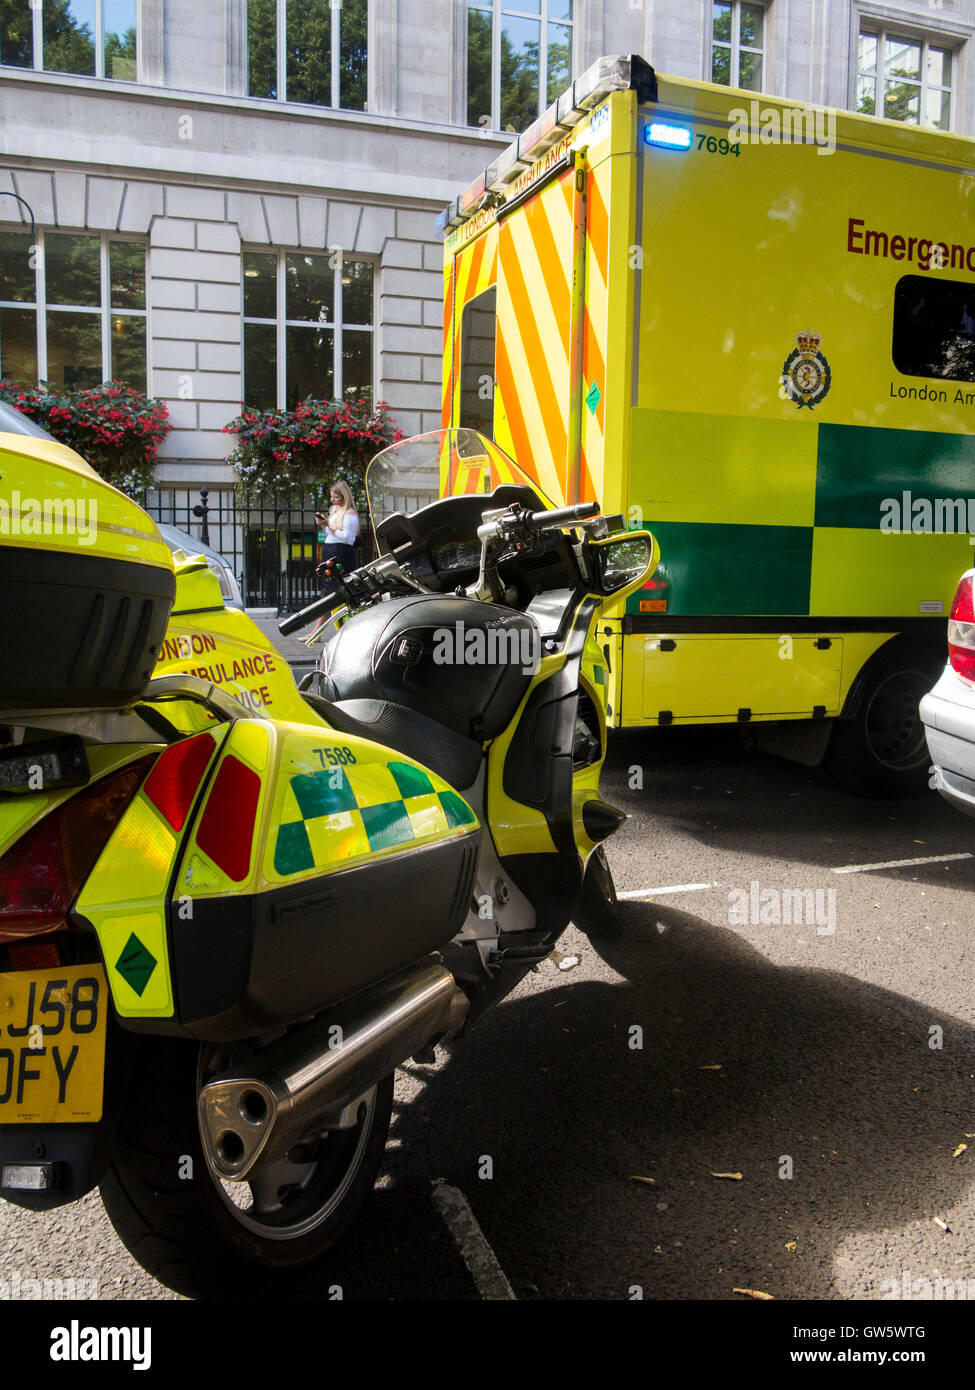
(527, 502), (599, 530)
(279, 594), (344, 636)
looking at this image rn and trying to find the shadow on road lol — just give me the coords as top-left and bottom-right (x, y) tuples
(604, 726), (975, 891)
(312, 899), (975, 1300)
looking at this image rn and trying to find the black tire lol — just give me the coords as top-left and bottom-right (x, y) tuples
(572, 844), (624, 940)
(99, 1034), (393, 1300)
(824, 645), (944, 797)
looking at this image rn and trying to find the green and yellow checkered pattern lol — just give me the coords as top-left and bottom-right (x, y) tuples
(273, 759), (477, 877)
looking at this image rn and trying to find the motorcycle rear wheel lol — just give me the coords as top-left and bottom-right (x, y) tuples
(99, 1035), (393, 1299)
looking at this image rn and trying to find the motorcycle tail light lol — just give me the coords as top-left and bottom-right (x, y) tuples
(948, 575), (975, 682)
(0, 755), (154, 944)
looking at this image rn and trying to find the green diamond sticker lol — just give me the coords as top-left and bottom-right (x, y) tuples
(115, 933), (157, 998)
(586, 382), (602, 415)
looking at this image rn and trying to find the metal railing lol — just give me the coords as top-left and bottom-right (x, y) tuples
(142, 487), (371, 613)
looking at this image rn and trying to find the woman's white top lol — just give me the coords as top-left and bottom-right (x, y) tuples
(327, 509), (360, 545)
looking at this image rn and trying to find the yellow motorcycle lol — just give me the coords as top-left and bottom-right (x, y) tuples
(0, 417), (655, 1296)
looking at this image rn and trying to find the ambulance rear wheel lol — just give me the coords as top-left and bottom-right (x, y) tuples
(824, 646), (943, 797)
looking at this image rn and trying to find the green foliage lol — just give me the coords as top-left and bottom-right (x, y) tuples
(467, 8), (492, 126)
(248, 0), (366, 109)
(0, 378), (171, 498)
(223, 397), (403, 512)
(105, 25), (137, 81)
(43, 0), (95, 75)
(247, 0), (277, 96)
(0, 0), (34, 66)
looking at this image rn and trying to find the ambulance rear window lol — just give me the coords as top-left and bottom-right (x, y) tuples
(459, 287), (497, 436)
(893, 275), (975, 383)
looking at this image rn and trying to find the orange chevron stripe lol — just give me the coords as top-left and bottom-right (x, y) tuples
(523, 191), (571, 340)
(442, 266), (454, 427)
(587, 172), (609, 288)
(496, 330), (539, 490)
(500, 225), (568, 490)
(483, 233), (498, 289)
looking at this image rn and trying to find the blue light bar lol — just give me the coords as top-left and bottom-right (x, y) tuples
(645, 121), (692, 150)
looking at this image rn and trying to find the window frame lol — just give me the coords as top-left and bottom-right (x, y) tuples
(241, 247), (377, 411)
(247, 0), (366, 110)
(855, 21), (955, 130)
(709, 0), (768, 92)
(0, 229), (148, 390)
(466, 0), (576, 133)
(0, 0), (139, 81)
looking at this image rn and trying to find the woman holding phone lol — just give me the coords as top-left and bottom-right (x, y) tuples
(316, 480), (359, 590)
(307, 480), (360, 642)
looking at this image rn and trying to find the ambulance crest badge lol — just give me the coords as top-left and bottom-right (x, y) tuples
(781, 331), (831, 410)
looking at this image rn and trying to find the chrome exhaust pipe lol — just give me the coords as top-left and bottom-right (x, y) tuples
(198, 957), (468, 1181)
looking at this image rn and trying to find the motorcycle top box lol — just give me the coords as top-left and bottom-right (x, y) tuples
(0, 409), (175, 714)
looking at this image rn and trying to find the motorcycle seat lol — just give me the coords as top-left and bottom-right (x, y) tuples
(303, 694), (483, 792)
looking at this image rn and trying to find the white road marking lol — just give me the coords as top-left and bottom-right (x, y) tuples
(832, 852), (973, 875)
(430, 1180), (516, 1300)
(618, 883), (713, 900)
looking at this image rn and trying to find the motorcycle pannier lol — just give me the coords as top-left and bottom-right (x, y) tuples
(0, 431), (175, 713)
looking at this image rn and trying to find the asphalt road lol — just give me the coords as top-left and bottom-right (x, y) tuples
(3, 723), (975, 1302)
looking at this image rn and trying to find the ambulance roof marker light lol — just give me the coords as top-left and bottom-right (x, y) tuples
(645, 121), (692, 150)
(439, 54), (658, 233)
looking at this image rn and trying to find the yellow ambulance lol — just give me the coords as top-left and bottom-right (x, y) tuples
(438, 54), (975, 794)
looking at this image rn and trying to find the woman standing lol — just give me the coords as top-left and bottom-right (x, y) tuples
(306, 480), (360, 643)
(316, 480), (359, 595)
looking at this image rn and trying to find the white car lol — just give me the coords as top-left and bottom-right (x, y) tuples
(921, 568), (975, 817)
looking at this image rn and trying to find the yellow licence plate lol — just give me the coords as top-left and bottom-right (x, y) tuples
(0, 965), (107, 1123)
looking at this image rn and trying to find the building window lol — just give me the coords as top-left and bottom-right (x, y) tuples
(0, 231), (146, 390)
(857, 27), (952, 129)
(247, 0), (367, 109)
(0, 1), (137, 81)
(711, 1), (765, 91)
(243, 250), (374, 410)
(467, 0), (573, 134)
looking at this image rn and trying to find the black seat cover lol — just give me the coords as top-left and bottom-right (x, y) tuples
(320, 595), (538, 742)
(304, 694), (483, 790)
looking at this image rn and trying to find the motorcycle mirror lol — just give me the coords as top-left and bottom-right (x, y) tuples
(588, 533), (656, 595)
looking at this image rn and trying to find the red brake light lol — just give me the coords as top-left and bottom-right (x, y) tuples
(0, 755), (154, 943)
(948, 575), (975, 682)
(143, 731), (216, 831)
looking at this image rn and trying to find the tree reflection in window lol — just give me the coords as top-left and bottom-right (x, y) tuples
(893, 275), (975, 384)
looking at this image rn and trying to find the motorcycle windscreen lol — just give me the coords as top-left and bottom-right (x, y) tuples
(366, 429), (556, 542)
